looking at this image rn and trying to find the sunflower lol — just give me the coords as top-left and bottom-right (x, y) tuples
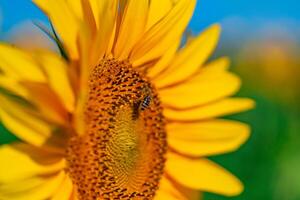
(0, 0), (254, 199)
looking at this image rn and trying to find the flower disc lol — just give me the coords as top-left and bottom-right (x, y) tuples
(66, 59), (167, 199)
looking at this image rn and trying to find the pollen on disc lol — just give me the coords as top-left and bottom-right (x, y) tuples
(66, 59), (167, 199)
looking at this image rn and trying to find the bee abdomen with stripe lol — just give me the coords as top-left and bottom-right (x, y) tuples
(141, 96), (151, 111)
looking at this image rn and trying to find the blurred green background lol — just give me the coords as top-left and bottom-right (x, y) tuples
(1, 1), (300, 200)
(203, 13), (300, 199)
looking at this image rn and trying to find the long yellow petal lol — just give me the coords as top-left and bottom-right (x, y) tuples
(157, 56), (230, 87)
(114, 0), (149, 59)
(88, 0), (102, 27)
(88, 0), (116, 29)
(0, 96), (65, 150)
(151, 56), (229, 83)
(131, 0), (196, 66)
(0, 143), (65, 183)
(146, 0), (173, 30)
(154, 24), (221, 88)
(0, 66), (69, 124)
(0, 76), (29, 98)
(0, 175), (50, 195)
(69, 189), (79, 200)
(159, 71), (240, 109)
(66, 0), (83, 19)
(35, 51), (75, 112)
(33, 0), (80, 59)
(155, 176), (200, 200)
(146, 40), (180, 77)
(0, 172), (65, 200)
(167, 120), (250, 156)
(90, 0), (117, 63)
(51, 174), (73, 200)
(0, 43), (46, 82)
(20, 82), (69, 125)
(164, 98), (255, 121)
(81, 0), (97, 34)
(0, 47), (73, 122)
(189, 56), (231, 77)
(155, 191), (180, 200)
(155, 176), (184, 200)
(166, 153), (243, 196)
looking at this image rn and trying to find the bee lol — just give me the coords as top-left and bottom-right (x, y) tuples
(132, 95), (152, 120)
(140, 95), (151, 111)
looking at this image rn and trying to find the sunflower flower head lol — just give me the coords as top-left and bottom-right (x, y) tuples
(0, 0), (254, 199)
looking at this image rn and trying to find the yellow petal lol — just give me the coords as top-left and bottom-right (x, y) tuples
(0, 43), (46, 82)
(81, 0), (97, 34)
(88, 0), (116, 29)
(191, 56), (231, 76)
(0, 76), (29, 98)
(69, 189), (79, 200)
(33, 0), (80, 59)
(159, 71), (240, 109)
(156, 176), (183, 200)
(152, 56), (229, 84)
(0, 175), (50, 195)
(114, 0), (149, 59)
(154, 24), (221, 88)
(0, 96), (65, 150)
(35, 51), (75, 112)
(157, 56), (230, 86)
(88, 0), (101, 27)
(0, 143), (65, 183)
(155, 176), (200, 200)
(78, 0), (116, 42)
(166, 153), (244, 196)
(0, 52), (71, 125)
(147, 0), (173, 30)
(51, 174), (73, 200)
(131, 0), (196, 66)
(0, 171), (65, 200)
(90, 0), (117, 63)
(164, 98), (255, 121)
(66, 0), (83, 19)
(72, 30), (91, 136)
(155, 190), (179, 200)
(146, 40), (180, 77)
(167, 120), (250, 156)
(20, 82), (69, 125)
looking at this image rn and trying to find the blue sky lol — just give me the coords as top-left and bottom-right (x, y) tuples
(190, 0), (300, 32)
(0, 0), (299, 36)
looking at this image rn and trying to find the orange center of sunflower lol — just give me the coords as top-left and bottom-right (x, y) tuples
(66, 59), (167, 199)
